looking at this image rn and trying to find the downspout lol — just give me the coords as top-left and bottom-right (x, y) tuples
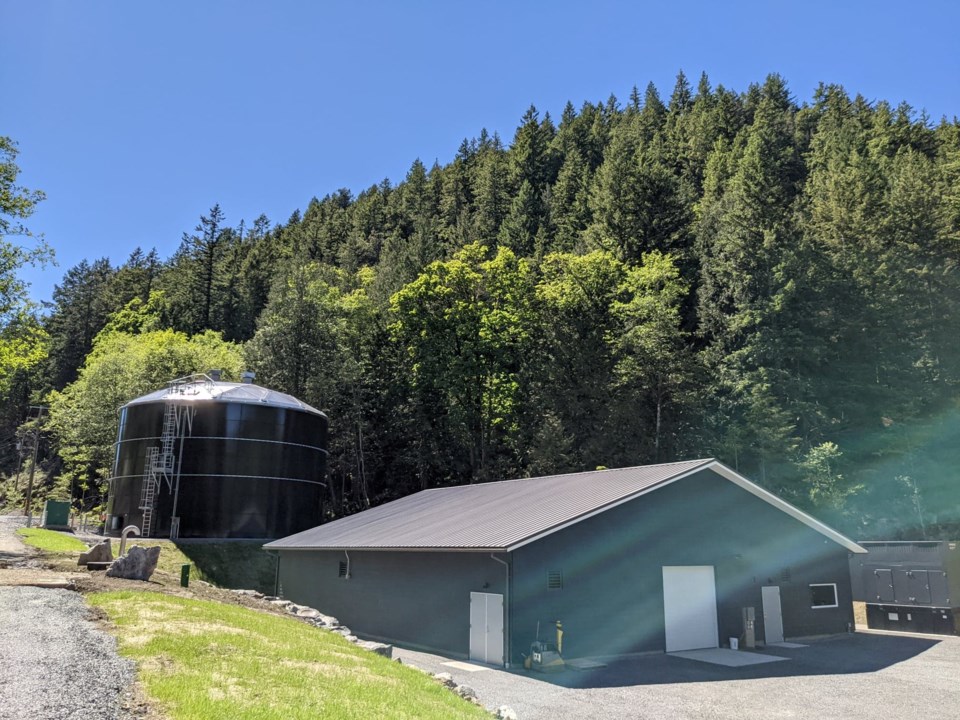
(344, 550), (351, 579)
(490, 553), (510, 668)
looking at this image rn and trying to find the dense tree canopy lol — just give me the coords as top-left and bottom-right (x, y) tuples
(3, 73), (959, 539)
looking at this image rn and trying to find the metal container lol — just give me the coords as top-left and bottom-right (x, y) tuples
(850, 540), (960, 636)
(41, 500), (71, 529)
(105, 374), (328, 539)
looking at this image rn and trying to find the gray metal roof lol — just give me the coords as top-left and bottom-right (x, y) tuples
(265, 459), (715, 551)
(124, 380), (325, 416)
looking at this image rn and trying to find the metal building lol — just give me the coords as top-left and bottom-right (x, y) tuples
(266, 459), (864, 666)
(106, 372), (328, 539)
(850, 541), (960, 635)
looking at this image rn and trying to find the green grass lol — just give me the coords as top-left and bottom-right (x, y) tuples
(173, 542), (276, 593)
(16, 527), (89, 553)
(90, 591), (488, 720)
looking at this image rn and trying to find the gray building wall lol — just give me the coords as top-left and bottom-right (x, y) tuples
(278, 468), (854, 663)
(278, 549), (505, 658)
(509, 469), (854, 662)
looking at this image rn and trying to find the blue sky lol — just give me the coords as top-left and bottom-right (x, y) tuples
(4, 1), (959, 304)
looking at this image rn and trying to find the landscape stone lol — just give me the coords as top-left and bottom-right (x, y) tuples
(296, 607), (321, 619)
(105, 545), (160, 581)
(496, 706), (518, 720)
(78, 540), (113, 567)
(355, 640), (393, 658)
(433, 672), (456, 688)
(455, 685), (477, 700)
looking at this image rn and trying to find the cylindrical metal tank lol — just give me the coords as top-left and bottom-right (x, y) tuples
(105, 374), (328, 539)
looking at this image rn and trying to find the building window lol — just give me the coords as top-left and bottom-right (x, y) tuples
(338, 561), (348, 578)
(810, 583), (838, 608)
(547, 570), (563, 590)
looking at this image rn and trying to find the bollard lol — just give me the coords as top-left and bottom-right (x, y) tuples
(180, 564), (190, 588)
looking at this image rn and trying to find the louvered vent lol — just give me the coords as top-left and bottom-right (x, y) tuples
(338, 561), (348, 578)
(548, 570), (563, 590)
(781, 567), (791, 582)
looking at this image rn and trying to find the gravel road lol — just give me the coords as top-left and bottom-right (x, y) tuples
(0, 517), (137, 720)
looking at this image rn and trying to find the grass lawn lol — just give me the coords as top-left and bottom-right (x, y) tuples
(90, 591), (488, 720)
(16, 527), (89, 554)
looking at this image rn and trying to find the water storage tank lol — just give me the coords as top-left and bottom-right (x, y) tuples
(105, 373), (328, 539)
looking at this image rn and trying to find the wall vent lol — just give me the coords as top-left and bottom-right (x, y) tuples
(781, 567), (791, 582)
(338, 561), (348, 578)
(547, 570), (563, 590)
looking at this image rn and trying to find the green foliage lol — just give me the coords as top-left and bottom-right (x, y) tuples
(13, 75), (960, 537)
(391, 243), (536, 483)
(0, 136), (53, 324)
(90, 591), (489, 720)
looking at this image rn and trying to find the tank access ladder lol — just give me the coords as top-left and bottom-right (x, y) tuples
(138, 402), (180, 537)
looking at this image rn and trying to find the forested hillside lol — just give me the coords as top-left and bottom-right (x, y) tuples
(3, 73), (959, 538)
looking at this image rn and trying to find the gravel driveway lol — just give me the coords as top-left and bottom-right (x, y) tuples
(0, 517), (136, 720)
(397, 631), (960, 720)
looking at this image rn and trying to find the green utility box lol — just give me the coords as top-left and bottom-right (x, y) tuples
(41, 500), (72, 529)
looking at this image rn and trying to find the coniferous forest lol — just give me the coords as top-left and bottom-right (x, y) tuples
(2, 73), (959, 539)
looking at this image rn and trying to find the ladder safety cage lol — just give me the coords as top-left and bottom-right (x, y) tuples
(137, 387), (197, 538)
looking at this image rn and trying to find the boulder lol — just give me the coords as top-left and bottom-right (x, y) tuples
(106, 545), (161, 581)
(496, 706), (518, 720)
(78, 540), (113, 567)
(433, 672), (456, 688)
(455, 685), (477, 700)
(355, 640), (393, 658)
(296, 607), (321, 619)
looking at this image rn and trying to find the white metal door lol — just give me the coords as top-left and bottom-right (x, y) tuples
(662, 566), (719, 652)
(469, 592), (504, 666)
(761, 585), (784, 644)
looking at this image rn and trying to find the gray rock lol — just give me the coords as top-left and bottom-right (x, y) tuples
(78, 540), (113, 567)
(433, 672), (456, 688)
(355, 640), (393, 658)
(105, 545), (160, 581)
(456, 684), (477, 700)
(269, 599), (293, 609)
(296, 607), (321, 619)
(318, 614), (339, 627)
(233, 589), (264, 598)
(496, 706), (518, 720)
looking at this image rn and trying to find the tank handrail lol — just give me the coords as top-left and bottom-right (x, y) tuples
(167, 373), (217, 394)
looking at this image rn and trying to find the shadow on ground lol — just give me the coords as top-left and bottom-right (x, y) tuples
(513, 633), (941, 688)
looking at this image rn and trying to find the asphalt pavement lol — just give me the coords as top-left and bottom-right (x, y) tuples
(396, 631), (960, 720)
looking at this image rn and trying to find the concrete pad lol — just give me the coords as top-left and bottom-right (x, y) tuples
(670, 648), (790, 667)
(442, 660), (491, 672)
(768, 641), (808, 648)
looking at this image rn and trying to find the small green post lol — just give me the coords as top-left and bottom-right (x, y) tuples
(180, 564), (190, 588)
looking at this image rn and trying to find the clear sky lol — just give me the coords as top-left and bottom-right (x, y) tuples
(4, 0), (959, 304)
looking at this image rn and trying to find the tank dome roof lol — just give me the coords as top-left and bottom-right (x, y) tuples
(123, 378), (326, 417)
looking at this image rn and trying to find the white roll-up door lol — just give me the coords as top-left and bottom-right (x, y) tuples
(662, 566), (719, 652)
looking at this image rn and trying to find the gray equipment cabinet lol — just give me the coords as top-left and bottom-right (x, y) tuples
(849, 541), (960, 635)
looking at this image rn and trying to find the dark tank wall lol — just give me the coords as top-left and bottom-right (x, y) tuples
(107, 400), (328, 539)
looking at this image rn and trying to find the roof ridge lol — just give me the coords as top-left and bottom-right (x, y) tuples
(422, 457), (715, 491)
